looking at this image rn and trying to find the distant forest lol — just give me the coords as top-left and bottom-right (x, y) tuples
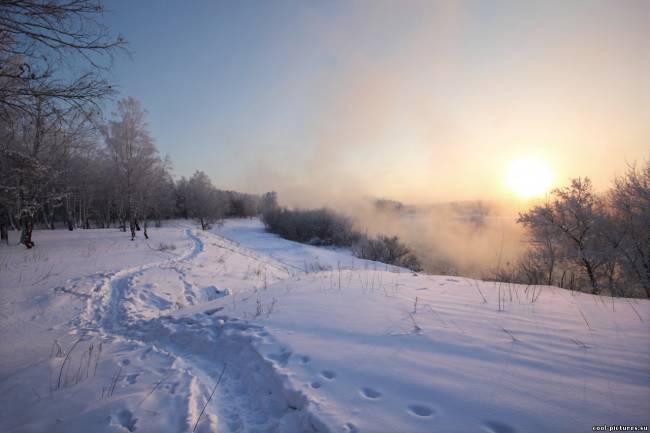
(0, 1), (276, 246)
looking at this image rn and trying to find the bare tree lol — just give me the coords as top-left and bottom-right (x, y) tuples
(0, 0), (125, 247)
(0, 0), (126, 117)
(185, 171), (228, 230)
(258, 191), (278, 215)
(0, 96), (96, 246)
(518, 178), (607, 294)
(143, 155), (175, 228)
(102, 98), (159, 240)
(610, 160), (650, 296)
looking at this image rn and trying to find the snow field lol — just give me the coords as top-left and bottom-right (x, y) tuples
(0, 219), (648, 433)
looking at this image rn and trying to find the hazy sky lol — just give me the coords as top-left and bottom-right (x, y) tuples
(103, 0), (649, 206)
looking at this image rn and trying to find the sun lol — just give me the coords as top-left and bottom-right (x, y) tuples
(506, 156), (554, 198)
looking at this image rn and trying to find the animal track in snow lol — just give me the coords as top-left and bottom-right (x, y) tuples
(299, 355), (310, 364)
(113, 409), (137, 432)
(320, 370), (336, 380)
(125, 373), (139, 384)
(310, 381), (322, 389)
(267, 347), (292, 366)
(483, 421), (517, 433)
(165, 381), (179, 394)
(360, 387), (381, 399)
(407, 404), (435, 417)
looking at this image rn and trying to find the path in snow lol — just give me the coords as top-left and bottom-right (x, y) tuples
(77, 227), (326, 433)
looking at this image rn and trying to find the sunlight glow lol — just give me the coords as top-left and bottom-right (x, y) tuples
(506, 157), (554, 198)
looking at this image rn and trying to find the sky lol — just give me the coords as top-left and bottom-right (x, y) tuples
(102, 0), (649, 206)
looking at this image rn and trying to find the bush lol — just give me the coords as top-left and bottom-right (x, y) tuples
(262, 207), (422, 271)
(353, 235), (422, 272)
(262, 207), (360, 246)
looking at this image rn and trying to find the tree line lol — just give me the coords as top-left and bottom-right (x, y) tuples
(0, 0), (273, 247)
(0, 93), (277, 245)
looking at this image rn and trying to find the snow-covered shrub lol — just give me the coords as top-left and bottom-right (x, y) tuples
(261, 207), (360, 247)
(262, 206), (422, 271)
(353, 235), (423, 272)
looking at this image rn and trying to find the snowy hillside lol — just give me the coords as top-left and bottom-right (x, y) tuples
(0, 219), (648, 433)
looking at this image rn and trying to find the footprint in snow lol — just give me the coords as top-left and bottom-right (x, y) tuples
(138, 348), (152, 360)
(344, 422), (359, 433)
(165, 381), (179, 394)
(360, 387), (381, 399)
(125, 373), (139, 384)
(310, 381), (322, 389)
(407, 404), (435, 417)
(299, 355), (310, 364)
(320, 370), (336, 380)
(267, 348), (292, 366)
(483, 421), (517, 433)
(111, 409), (137, 432)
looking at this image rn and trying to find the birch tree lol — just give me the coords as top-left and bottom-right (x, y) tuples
(102, 98), (159, 240)
(1, 0), (124, 247)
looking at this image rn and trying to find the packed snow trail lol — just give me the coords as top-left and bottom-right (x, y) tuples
(77, 228), (327, 433)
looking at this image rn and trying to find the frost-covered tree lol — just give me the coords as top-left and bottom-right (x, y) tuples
(610, 160), (650, 296)
(0, 97), (95, 246)
(185, 171), (228, 230)
(0, 0), (124, 247)
(102, 98), (160, 240)
(258, 191), (278, 215)
(518, 178), (608, 294)
(144, 156), (176, 228)
(0, 0), (125, 118)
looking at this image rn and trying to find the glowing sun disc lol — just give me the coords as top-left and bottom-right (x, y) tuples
(506, 157), (554, 198)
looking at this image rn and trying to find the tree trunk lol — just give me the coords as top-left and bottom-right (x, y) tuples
(65, 197), (74, 231)
(8, 212), (17, 230)
(48, 202), (55, 230)
(20, 214), (35, 248)
(143, 220), (149, 239)
(129, 219), (136, 241)
(43, 202), (55, 230)
(0, 224), (8, 245)
(582, 258), (599, 294)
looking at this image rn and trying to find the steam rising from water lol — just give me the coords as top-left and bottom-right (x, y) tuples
(336, 198), (526, 278)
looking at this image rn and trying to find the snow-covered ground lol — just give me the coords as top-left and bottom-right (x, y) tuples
(0, 219), (648, 433)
